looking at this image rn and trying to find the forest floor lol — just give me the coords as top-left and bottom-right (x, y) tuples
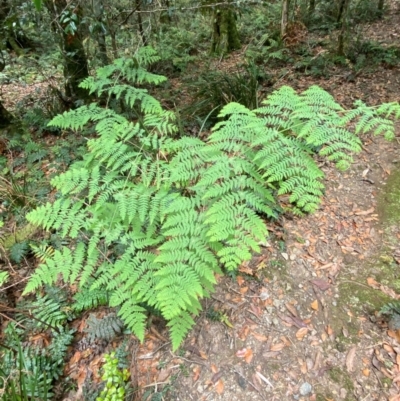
(1, 5), (400, 401)
(121, 15), (400, 401)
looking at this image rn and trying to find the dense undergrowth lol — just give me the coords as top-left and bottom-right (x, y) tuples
(1, 0), (400, 399)
(2, 45), (400, 398)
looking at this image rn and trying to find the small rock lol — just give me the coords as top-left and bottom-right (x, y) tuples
(299, 382), (312, 396)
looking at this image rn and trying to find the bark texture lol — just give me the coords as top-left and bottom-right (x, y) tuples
(211, 7), (240, 55)
(45, 0), (89, 100)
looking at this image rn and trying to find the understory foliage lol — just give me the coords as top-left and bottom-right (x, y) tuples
(23, 47), (400, 349)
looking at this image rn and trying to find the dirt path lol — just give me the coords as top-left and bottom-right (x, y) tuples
(134, 130), (396, 401)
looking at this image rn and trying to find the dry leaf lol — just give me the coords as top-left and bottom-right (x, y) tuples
(362, 168), (369, 177)
(312, 350), (322, 371)
(310, 300), (319, 311)
(193, 366), (201, 382)
(285, 302), (298, 317)
(199, 350), (208, 360)
(346, 346), (357, 372)
(367, 277), (379, 288)
(69, 351), (82, 365)
(310, 279), (330, 291)
(300, 361), (308, 374)
(355, 207), (374, 216)
(383, 343), (395, 354)
(239, 265), (253, 275)
(388, 329), (400, 343)
(362, 368), (370, 377)
(215, 379), (224, 394)
(237, 276), (245, 286)
(296, 327), (308, 340)
(211, 363), (218, 374)
(251, 331), (268, 342)
(244, 348), (254, 364)
(236, 348), (248, 358)
(211, 371), (223, 384)
(240, 286), (249, 294)
(238, 325), (250, 340)
(157, 368), (171, 382)
(270, 342), (285, 351)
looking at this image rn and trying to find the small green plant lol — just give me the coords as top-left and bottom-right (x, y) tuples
(379, 301), (400, 330)
(0, 319), (74, 400)
(379, 301), (400, 317)
(97, 353), (130, 401)
(186, 62), (265, 125)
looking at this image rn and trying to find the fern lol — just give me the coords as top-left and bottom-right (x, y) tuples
(18, 294), (74, 330)
(23, 49), (400, 349)
(72, 283), (109, 312)
(84, 313), (124, 342)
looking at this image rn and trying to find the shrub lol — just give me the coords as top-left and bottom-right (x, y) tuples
(23, 47), (400, 349)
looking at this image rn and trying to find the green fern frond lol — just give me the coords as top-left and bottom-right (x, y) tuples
(72, 284), (109, 312)
(85, 313), (124, 342)
(24, 56), (400, 351)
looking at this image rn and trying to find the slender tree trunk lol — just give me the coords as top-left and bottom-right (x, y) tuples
(136, 0), (147, 46)
(105, 12), (118, 59)
(281, 0), (290, 39)
(308, 0), (316, 16)
(377, 0), (384, 17)
(160, 0), (172, 24)
(92, 0), (110, 65)
(44, 0), (89, 100)
(211, 7), (240, 55)
(0, 100), (14, 128)
(336, 0), (350, 56)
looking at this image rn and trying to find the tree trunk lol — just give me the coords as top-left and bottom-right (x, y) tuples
(211, 7), (240, 55)
(44, 0), (89, 100)
(0, 0), (23, 55)
(281, 0), (290, 39)
(0, 100), (14, 128)
(92, 0), (110, 66)
(160, 0), (172, 24)
(336, 0), (350, 56)
(377, 0), (384, 17)
(136, 0), (147, 46)
(308, 0), (316, 16)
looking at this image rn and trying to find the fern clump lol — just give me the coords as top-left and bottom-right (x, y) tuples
(23, 47), (400, 349)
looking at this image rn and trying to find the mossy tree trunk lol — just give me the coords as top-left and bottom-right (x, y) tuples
(0, 0), (24, 56)
(160, 0), (172, 24)
(211, 7), (241, 55)
(44, 0), (89, 100)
